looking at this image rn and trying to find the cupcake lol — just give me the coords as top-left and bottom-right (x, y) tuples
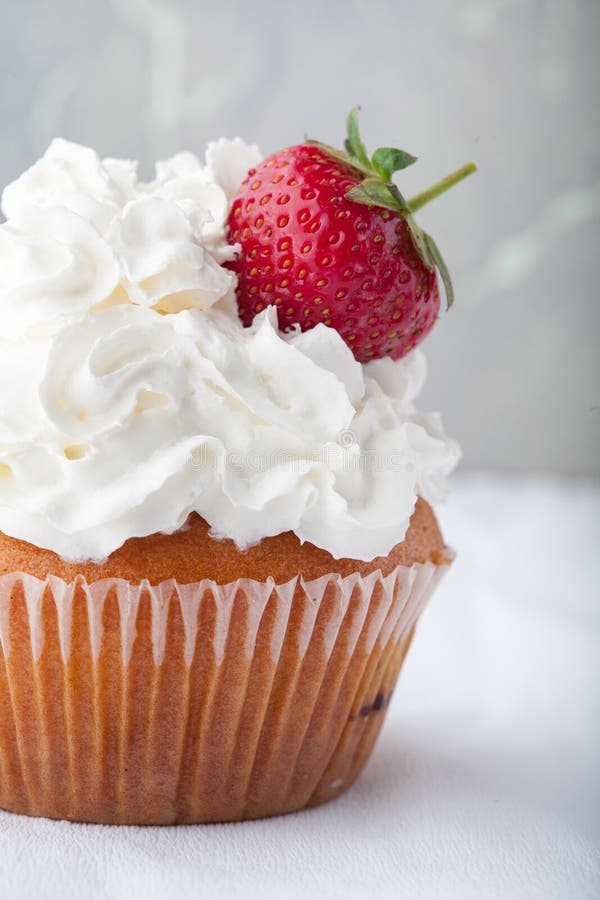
(0, 112), (473, 824)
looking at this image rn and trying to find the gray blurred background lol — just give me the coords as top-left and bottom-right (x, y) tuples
(1, 0), (598, 476)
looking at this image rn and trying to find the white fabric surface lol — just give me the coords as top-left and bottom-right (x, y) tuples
(0, 472), (598, 900)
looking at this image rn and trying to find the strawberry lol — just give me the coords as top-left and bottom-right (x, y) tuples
(227, 109), (475, 362)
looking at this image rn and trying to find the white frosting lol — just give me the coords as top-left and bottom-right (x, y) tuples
(0, 136), (262, 335)
(0, 140), (460, 563)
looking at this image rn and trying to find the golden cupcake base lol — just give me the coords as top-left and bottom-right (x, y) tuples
(0, 561), (446, 824)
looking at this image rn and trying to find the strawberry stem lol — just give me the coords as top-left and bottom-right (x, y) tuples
(408, 162), (477, 213)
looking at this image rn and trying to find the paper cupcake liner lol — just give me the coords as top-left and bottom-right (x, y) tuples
(0, 560), (449, 824)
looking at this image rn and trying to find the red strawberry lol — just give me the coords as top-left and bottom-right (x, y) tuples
(227, 109), (476, 362)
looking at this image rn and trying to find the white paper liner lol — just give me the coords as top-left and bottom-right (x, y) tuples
(0, 558), (451, 824)
(0, 562), (446, 667)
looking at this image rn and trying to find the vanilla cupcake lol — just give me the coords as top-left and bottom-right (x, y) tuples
(0, 119), (471, 824)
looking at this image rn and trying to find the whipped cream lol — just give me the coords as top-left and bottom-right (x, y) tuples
(0, 140), (460, 563)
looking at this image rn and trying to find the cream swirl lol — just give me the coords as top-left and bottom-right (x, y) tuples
(0, 137), (262, 336)
(0, 206), (120, 339)
(0, 140), (459, 562)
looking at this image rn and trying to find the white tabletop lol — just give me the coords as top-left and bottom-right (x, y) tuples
(1, 473), (598, 900)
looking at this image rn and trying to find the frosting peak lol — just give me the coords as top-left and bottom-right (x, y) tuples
(0, 136), (262, 336)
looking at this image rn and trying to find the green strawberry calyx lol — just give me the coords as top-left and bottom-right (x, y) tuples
(307, 107), (477, 309)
